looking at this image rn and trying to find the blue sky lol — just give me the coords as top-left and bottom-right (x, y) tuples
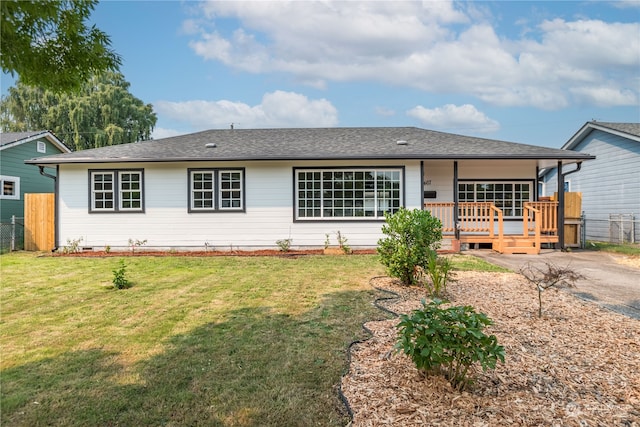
(4, 0), (640, 147)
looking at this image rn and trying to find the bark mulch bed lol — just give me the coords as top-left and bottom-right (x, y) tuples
(342, 271), (640, 426)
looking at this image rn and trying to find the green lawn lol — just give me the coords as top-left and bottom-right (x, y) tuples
(1, 253), (390, 426)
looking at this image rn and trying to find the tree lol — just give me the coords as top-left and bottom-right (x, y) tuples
(520, 262), (584, 318)
(1, 0), (121, 92)
(1, 72), (157, 150)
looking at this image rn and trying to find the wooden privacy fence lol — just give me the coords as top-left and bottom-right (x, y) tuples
(24, 193), (55, 251)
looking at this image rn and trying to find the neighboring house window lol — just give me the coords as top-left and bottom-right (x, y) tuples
(37, 141), (46, 153)
(188, 169), (244, 212)
(89, 170), (144, 212)
(458, 181), (532, 218)
(295, 168), (403, 220)
(0, 175), (20, 200)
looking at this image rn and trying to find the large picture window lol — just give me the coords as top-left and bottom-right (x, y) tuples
(90, 170), (144, 212)
(458, 181), (532, 218)
(295, 168), (403, 220)
(188, 169), (244, 212)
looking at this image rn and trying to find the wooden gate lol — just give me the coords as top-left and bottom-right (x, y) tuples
(24, 193), (55, 251)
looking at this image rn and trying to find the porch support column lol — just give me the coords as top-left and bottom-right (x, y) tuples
(535, 166), (540, 200)
(557, 161), (565, 250)
(453, 161), (460, 240)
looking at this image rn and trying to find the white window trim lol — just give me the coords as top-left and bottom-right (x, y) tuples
(458, 180), (533, 219)
(294, 168), (404, 221)
(0, 175), (20, 200)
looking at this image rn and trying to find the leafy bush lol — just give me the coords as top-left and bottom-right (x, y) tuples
(377, 208), (443, 285)
(396, 299), (505, 391)
(425, 251), (454, 297)
(112, 259), (131, 289)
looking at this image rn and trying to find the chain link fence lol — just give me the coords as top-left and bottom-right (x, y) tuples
(583, 213), (638, 244)
(0, 216), (24, 253)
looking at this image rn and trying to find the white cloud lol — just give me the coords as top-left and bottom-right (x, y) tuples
(152, 127), (183, 140)
(154, 90), (338, 130)
(185, 1), (639, 110)
(406, 104), (500, 133)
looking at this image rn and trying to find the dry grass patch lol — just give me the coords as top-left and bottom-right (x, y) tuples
(342, 271), (640, 426)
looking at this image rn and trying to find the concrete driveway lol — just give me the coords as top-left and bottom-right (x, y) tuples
(469, 249), (640, 320)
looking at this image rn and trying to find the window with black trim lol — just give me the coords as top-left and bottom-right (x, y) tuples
(90, 170), (144, 212)
(1, 175), (20, 200)
(295, 168), (402, 220)
(458, 181), (531, 218)
(188, 169), (244, 212)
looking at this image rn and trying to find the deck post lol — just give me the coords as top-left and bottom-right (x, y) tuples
(557, 161), (564, 250)
(453, 161), (460, 240)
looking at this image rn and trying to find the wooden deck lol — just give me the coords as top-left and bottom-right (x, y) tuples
(425, 201), (559, 254)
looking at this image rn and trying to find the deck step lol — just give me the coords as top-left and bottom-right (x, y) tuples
(501, 246), (539, 255)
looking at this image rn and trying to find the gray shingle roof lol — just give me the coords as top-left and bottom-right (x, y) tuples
(1, 130), (50, 146)
(26, 127), (594, 165)
(590, 122), (640, 138)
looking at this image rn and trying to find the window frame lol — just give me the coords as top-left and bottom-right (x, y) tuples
(187, 168), (245, 213)
(0, 175), (20, 200)
(88, 169), (144, 213)
(37, 141), (46, 153)
(293, 167), (404, 221)
(457, 180), (533, 219)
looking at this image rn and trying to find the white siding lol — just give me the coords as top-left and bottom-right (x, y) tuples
(58, 160), (423, 250)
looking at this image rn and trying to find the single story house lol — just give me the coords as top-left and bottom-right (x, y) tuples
(540, 121), (640, 243)
(26, 127), (594, 254)
(1, 130), (70, 223)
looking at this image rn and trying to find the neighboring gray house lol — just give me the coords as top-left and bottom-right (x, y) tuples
(1, 131), (70, 223)
(540, 121), (640, 243)
(26, 127), (593, 253)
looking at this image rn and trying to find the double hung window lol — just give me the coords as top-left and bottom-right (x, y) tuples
(458, 181), (532, 218)
(295, 168), (403, 220)
(90, 170), (144, 212)
(189, 169), (244, 212)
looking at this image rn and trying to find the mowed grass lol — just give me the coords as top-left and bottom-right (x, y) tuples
(1, 253), (389, 426)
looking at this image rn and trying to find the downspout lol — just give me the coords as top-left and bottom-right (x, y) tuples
(38, 166), (59, 251)
(557, 161), (582, 250)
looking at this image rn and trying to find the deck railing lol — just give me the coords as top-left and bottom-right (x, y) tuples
(523, 201), (559, 234)
(424, 202), (503, 236)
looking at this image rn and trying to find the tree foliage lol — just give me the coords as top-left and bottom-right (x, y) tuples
(377, 207), (443, 285)
(1, 0), (121, 92)
(1, 72), (157, 150)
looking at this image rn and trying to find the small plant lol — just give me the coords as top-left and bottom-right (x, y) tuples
(425, 251), (454, 297)
(276, 238), (292, 252)
(396, 299), (505, 391)
(104, 245), (111, 254)
(128, 238), (147, 253)
(112, 259), (131, 289)
(204, 241), (211, 252)
(324, 233), (331, 249)
(520, 262), (584, 318)
(377, 208), (443, 285)
(63, 237), (83, 254)
(335, 231), (351, 254)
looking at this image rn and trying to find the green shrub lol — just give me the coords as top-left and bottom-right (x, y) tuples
(425, 251), (453, 297)
(112, 259), (131, 289)
(276, 238), (292, 252)
(396, 299), (505, 391)
(377, 208), (443, 285)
